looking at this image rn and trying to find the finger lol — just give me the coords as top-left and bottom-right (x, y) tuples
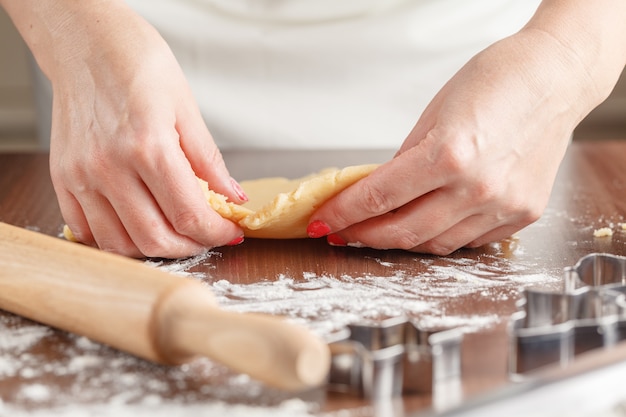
(311, 146), (445, 234)
(411, 220), (525, 255)
(326, 188), (471, 251)
(465, 225), (526, 249)
(77, 170), (214, 258)
(175, 96), (248, 204)
(408, 215), (502, 255)
(54, 186), (96, 247)
(102, 175), (215, 258)
(332, 205), (525, 256)
(77, 192), (144, 258)
(135, 139), (244, 250)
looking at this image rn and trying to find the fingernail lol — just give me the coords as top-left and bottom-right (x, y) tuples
(227, 236), (245, 246)
(307, 220), (331, 238)
(327, 233), (347, 246)
(231, 177), (249, 202)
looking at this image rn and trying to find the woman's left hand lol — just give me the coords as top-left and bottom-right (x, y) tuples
(308, 3), (626, 254)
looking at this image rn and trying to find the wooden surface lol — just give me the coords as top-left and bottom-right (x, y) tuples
(0, 142), (625, 416)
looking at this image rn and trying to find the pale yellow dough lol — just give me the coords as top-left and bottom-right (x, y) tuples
(593, 227), (613, 238)
(203, 164), (379, 239)
(63, 164), (379, 241)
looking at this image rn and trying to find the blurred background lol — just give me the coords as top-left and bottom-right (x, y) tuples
(1, 8), (624, 152)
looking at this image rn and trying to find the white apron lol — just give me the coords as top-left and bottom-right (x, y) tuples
(126, 0), (541, 149)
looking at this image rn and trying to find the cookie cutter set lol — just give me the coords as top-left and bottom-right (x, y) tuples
(320, 253), (626, 400)
(509, 253), (626, 376)
(326, 317), (464, 399)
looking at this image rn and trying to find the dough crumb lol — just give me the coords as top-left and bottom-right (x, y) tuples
(620, 223), (626, 231)
(593, 227), (613, 238)
(63, 224), (78, 242)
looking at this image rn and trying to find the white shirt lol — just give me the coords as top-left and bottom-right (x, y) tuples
(126, 0), (541, 149)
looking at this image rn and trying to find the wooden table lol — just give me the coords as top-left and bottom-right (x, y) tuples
(0, 141), (625, 416)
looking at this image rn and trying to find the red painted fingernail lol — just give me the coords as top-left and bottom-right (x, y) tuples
(327, 233), (347, 246)
(307, 220), (331, 238)
(227, 236), (245, 246)
(231, 178), (249, 202)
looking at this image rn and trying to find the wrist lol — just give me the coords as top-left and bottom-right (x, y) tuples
(523, 0), (626, 115)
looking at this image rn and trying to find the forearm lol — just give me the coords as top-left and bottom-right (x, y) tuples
(522, 0), (626, 118)
(0, 0), (144, 81)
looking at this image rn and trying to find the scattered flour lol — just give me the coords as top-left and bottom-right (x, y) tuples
(207, 266), (554, 337)
(0, 311), (314, 415)
(143, 252), (221, 278)
(0, 246), (561, 416)
(0, 323), (51, 352)
(17, 384), (51, 403)
(0, 398), (314, 417)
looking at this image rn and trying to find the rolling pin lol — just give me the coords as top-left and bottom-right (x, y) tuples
(0, 222), (329, 391)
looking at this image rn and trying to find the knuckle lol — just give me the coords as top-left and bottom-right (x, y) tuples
(466, 177), (501, 205)
(127, 134), (158, 167)
(465, 240), (484, 249)
(526, 206), (543, 224)
(115, 126), (165, 169)
(390, 227), (423, 251)
(93, 231), (142, 257)
(170, 209), (204, 236)
(421, 240), (457, 256)
(435, 140), (475, 177)
(517, 205), (543, 226)
(136, 237), (181, 259)
(498, 193), (545, 225)
(513, 195), (546, 224)
(360, 182), (395, 215)
(204, 146), (225, 168)
(100, 241), (143, 258)
(139, 244), (168, 259)
(326, 208), (353, 232)
(125, 223), (184, 258)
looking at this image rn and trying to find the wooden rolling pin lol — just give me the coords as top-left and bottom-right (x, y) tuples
(0, 222), (329, 391)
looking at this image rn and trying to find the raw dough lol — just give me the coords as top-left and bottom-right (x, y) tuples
(63, 164), (379, 241)
(593, 227), (613, 238)
(204, 164), (379, 238)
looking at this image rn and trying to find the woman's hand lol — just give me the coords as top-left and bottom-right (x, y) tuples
(3, 1), (246, 258)
(308, 0), (626, 254)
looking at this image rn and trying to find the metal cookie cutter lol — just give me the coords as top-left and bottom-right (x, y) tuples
(327, 317), (463, 399)
(509, 253), (626, 376)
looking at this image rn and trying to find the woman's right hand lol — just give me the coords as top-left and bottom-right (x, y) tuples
(3, 0), (246, 258)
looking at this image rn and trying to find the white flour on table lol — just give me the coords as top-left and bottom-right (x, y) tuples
(1, 246), (561, 416)
(158, 248), (562, 338)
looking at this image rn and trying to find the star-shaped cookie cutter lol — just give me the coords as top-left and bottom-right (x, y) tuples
(509, 253), (626, 376)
